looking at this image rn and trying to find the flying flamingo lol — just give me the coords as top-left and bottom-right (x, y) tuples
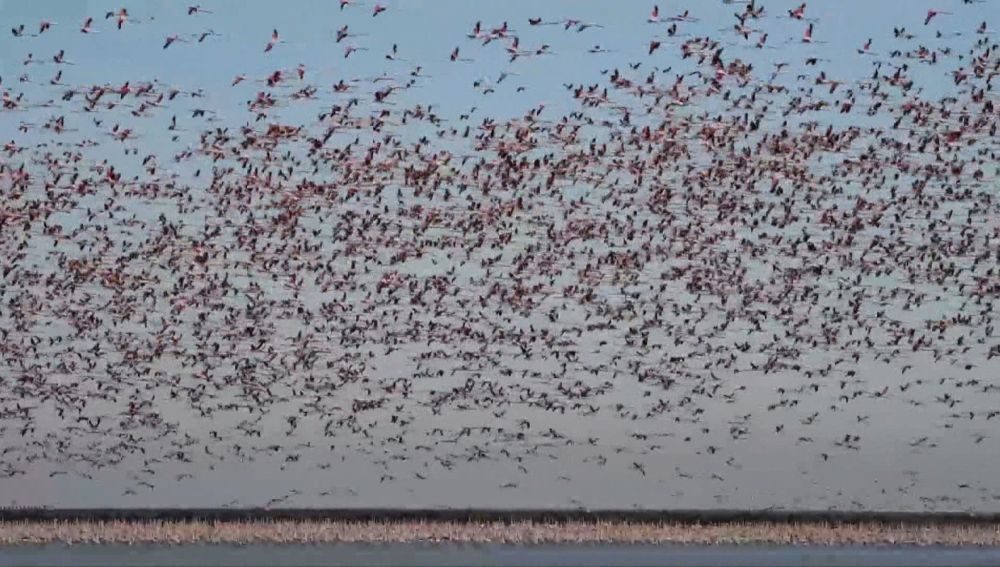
(925, 9), (951, 25)
(385, 43), (407, 61)
(187, 5), (212, 15)
(80, 17), (95, 33)
(197, 29), (221, 42)
(648, 5), (661, 23)
(113, 8), (128, 30)
(857, 38), (873, 54)
(336, 25), (366, 43)
(38, 21), (55, 34)
(788, 3), (806, 20)
(490, 21), (511, 37)
(163, 34), (188, 49)
(450, 47), (472, 62)
(575, 21), (603, 32)
(667, 10), (699, 22)
(264, 29), (281, 52)
(373, 4), (387, 17)
(802, 22), (813, 43)
(53, 50), (72, 65)
(344, 45), (368, 58)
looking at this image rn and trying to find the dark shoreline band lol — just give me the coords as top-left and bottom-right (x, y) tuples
(2, 509), (998, 525)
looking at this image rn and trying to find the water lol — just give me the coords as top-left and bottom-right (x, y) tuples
(3, 543), (1000, 567)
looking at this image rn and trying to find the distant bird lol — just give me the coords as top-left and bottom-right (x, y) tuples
(925, 9), (951, 25)
(264, 29), (281, 52)
(163, 34), (187, 49)
(109, 8), (128, 30)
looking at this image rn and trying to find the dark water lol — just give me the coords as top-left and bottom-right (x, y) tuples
(2, 543), (1000, 567)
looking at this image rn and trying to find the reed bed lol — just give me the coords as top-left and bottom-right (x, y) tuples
(1, 519), (999, 546)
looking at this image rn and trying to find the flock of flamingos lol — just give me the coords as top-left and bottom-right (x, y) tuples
(1, 0), (1000, 511)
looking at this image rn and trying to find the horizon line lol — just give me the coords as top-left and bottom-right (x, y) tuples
(2, 508), (999, 525)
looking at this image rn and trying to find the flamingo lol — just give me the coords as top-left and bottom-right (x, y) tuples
(116, 81), (131, 99)
(385, 43), (407, 62)
(486, 21), (511, 41)
(197, 29), (221, 42)
(668, 10), (699, 23)
(857, 38), (873, 54)
(505, 37), (520, 56)
(52, 49), (71, 65)
(266, 70), (283, 87)
(80, 17), (95, 34)
(925, 9), (951, 26)
(788, 3), (806, 20)
(187, 5), (212, 15)
(802, 22), (813, 43)
(575, 21), (603, 32)
(648, 5), (661, 23)
(344, 45), (368, 58)
(164, 34), (191, 49)
(114, 8), (128, 30)
(496, 70), (518, 83)
(372, 3), (387, 17)
(450, 47), (472, 62)
(264, 29), (281, 53)
(38, 21), (55, 34)
(648, 40), (662, 55)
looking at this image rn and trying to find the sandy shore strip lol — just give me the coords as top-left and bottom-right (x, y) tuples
(1, 519), (1000, 546)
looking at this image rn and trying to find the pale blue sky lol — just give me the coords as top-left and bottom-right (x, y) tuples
(0, 0), (984, 134)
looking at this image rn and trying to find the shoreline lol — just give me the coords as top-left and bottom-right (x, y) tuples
(2, 516), (1000, 546)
